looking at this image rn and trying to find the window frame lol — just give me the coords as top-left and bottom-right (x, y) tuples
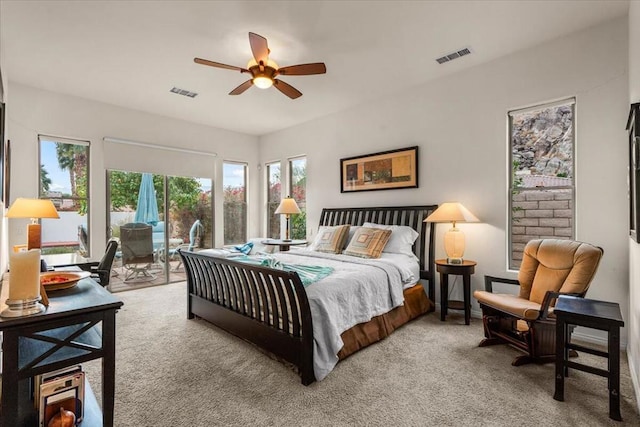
(265, 161), (282, 239)
(288, 155), (307, 240)
(38, 135), (91, 256)
(222, 160), (248, 245)
(507, 98), (576, 270)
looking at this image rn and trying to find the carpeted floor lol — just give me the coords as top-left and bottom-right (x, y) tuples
(85, 281), (640, 426)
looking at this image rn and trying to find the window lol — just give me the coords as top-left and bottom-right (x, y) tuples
(39, 136), (90, 256)
(223, 162), (247, 244)
(509, 99), (575, 269)
(266, 162), (281, 239)
(289, 157), (306, 240)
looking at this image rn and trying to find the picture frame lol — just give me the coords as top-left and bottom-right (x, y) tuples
(4, 139), (9, 206)
(340, 146), (418, 193)
(627, 102), (640, 242)
(0, 102), (4, 204)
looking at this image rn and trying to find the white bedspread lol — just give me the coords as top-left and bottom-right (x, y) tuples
(271, 251), (413, 381)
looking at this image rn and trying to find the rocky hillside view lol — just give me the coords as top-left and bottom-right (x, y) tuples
(511, 103), (573, 180)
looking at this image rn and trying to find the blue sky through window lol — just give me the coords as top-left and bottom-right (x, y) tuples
(41, 140), (73, 195)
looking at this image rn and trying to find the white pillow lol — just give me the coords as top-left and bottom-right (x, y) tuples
(362, 222), (419, 259)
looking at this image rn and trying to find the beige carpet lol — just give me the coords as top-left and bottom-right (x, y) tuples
(85, 281), (640, 426)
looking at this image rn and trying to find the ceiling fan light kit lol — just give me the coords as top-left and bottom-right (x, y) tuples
(195, 32), (326, 99)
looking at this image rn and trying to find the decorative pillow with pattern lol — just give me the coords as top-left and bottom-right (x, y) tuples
(343, 227), (392, 259)
(362, 222), (419, 259)
(312, 225), (350, 254)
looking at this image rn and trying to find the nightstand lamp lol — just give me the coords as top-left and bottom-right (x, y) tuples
(275, 196), (301, 242)
(424, 202), (479, 264)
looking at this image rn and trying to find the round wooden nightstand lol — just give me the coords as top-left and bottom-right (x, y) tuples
(261, 239), (307, 252)
(436, 259), (477, 325)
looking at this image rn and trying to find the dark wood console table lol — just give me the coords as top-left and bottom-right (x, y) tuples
(0, 275), (123, 426)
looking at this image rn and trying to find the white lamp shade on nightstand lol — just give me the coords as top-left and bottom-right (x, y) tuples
(424, 202), (479, 264)
(275, 197), (301, 241)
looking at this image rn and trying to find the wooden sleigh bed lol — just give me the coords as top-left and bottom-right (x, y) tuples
(178, 205), (437, 385)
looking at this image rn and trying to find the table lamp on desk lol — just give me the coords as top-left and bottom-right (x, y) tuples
(2, 198), (59, 317)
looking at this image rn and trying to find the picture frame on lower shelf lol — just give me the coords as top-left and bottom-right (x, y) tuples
(38, 369), (84, 426)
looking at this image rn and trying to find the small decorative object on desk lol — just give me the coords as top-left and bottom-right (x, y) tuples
(47, 407), (75, 427)
(1, 249), (45, 318)
(40, 271), (90, 291)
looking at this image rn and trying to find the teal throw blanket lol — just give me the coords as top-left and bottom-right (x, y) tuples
(233, 255), (333, 287)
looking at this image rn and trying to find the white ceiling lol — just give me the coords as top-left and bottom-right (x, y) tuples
(0, 0), (629, 136)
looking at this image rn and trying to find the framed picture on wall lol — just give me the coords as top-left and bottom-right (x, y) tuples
(4, 139), (10, 206)
(340, 146), (418, 193)
(628, 102), (640, 242)
(0, 102), (5, 204)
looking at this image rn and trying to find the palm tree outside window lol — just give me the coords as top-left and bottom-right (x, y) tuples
(38, 136), (90, 256)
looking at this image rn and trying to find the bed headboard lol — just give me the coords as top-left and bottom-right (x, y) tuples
(319, 205), (438, 300)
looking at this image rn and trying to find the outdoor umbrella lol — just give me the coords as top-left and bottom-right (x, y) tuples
(134, 173), (159, 225)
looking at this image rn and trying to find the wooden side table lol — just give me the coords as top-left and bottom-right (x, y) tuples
(436, 259), (476, 325)
(261, 239), (307, 252)
(553, 296), (625, 421)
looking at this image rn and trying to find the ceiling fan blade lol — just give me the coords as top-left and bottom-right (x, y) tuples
(273, 79), (302, 99)
(229, 80), (253, 95)
(194, 58), (248, 73)
(249, 32), (269, 64)
(277, 63), (327, 76)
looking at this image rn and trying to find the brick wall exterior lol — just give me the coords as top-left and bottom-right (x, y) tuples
(511, 188), (573, 268)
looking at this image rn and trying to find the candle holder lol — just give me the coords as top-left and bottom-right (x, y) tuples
(1, 296), (45, 317)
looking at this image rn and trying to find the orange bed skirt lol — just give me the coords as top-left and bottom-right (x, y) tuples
(338, 283), (434, 360)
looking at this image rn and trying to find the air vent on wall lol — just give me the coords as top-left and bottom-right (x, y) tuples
(170, 87), (198, 98)
(436, 47), (471, 64)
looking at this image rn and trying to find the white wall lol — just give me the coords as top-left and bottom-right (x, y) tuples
(628, 0), (640, 412)
(5, 83), (260, 256)
(259, 18), (630, 343)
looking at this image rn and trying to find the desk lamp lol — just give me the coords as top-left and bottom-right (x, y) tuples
(6, 198), (60, 249)
(275, 196), (301, 241)
(3, 198), (58, 317)
(424, 202), (479, 264)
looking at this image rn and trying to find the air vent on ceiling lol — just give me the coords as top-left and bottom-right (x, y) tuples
(170, 87), (198, 98)
(436, 47), (471, 64)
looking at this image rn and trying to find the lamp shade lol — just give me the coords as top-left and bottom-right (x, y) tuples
(275, 197), (301, 215)
(6, 198), (60, 250)
(424, 202), (479, 225)
(424, 202), (478, 264)
(6, 198), (60, 219)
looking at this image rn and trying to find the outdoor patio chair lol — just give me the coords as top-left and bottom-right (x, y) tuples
(120, 222), (156, 281)
(172, 220), (204, 271)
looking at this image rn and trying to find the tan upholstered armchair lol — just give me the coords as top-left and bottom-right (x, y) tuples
(473, 239), (603, 366)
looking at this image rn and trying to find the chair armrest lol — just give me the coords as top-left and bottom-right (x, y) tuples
(484, 275), (520, 293)
(539, 291), (583, 319)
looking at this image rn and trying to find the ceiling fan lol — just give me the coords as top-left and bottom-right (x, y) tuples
(194, 32), (326, 99)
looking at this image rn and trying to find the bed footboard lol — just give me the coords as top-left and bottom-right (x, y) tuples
(178, 249), (315, 385)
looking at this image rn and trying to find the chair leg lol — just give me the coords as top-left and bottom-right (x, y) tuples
(478, 338), (504, 347)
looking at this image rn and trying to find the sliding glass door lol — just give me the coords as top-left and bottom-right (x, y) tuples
(107, 170), (213, 292)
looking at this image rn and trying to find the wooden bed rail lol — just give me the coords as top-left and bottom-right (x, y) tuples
(178, 250), (315, 385)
